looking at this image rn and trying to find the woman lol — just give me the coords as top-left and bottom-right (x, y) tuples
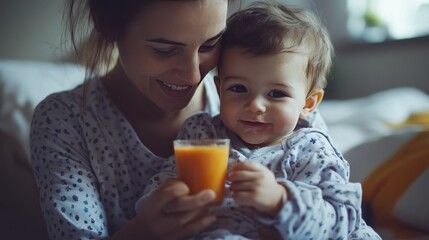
(31, 1), (228, 239)
(30, 0), (326, 239)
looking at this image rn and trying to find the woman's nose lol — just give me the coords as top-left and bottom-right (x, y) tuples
(244, 96), (266, 113)
(175, 52), (201, 85)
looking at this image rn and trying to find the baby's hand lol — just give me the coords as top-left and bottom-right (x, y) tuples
(228, 162), (287, 217)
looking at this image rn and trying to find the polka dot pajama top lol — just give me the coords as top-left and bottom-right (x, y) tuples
(29, 76), (221, 239)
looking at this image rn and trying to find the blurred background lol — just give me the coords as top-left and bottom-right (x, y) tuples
(1, 0), (428, 99)
(1, 2), (429, 238)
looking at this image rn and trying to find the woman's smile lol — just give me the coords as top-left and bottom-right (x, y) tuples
(157, 80), (194, 98)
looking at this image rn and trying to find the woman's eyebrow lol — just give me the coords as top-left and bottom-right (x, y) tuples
(146, 29), (225, 46)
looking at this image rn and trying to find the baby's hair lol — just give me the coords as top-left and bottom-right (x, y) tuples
(220, 0), (334, 93)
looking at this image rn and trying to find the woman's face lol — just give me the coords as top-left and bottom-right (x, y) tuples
(117, 0), (228, 112)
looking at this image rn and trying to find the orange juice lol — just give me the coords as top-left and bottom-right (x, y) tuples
(174, 139), (230, 205)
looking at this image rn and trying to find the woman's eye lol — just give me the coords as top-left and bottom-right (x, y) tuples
(228, 84), (247, 93)
(154, 48), (178, 56)
(268, 90), (287, 98)
(199, 42), (219, 53)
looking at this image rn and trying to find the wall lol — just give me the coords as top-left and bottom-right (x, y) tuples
(328, 36), (429, 99)
(1, 0), (334, 62)
(0, 0), (67, 61)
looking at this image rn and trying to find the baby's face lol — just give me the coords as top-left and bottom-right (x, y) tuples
(217, 47), (309, 147)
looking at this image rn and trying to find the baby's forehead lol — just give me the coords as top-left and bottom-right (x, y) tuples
(221, 45), (309, 62)
(220, 47), (309, 74)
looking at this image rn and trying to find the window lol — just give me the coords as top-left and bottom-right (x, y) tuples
(347, 0), (429, 42)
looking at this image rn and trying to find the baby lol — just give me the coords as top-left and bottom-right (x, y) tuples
(137, 1), (381, 239)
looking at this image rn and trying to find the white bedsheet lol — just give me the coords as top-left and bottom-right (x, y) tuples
(0, 60), (84, 157)
(319, 87), (429, 153)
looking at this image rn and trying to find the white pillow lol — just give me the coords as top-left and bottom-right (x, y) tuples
(319, 87), (429, 153)
(0, 60), (85, 158)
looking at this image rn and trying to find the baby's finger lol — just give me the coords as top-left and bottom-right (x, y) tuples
(229, 169), (254, 181)
(229, 165), (267, 182)
(230, 180), (256, 192)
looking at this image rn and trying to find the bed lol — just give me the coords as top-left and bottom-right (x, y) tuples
(1, 59), (428, 239)
(319, 89), (429, 239)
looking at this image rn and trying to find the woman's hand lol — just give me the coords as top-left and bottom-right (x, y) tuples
(229, 162), (288, 217)
(112, 179), (217, 240)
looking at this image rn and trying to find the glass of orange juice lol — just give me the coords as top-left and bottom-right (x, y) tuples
(173, 139), (230, 205)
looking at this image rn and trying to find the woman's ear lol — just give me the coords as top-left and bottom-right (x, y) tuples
(301, 89), (324, 118)
(214, 75), (221, 96)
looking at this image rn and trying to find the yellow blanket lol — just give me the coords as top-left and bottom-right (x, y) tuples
(363, 112), (429, 238)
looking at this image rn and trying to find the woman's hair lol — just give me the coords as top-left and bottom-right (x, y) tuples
(65, 0), (237, 79)
(65, 0), (149, 78)
(219, 0), (334, 94)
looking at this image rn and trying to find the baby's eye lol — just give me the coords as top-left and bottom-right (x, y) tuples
(228, 84), (247, 93)
(268, 90), (287, 98)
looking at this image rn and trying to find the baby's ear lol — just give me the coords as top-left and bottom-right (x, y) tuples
(301, 89), (324, 118)
(214, 75), (221, 96)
